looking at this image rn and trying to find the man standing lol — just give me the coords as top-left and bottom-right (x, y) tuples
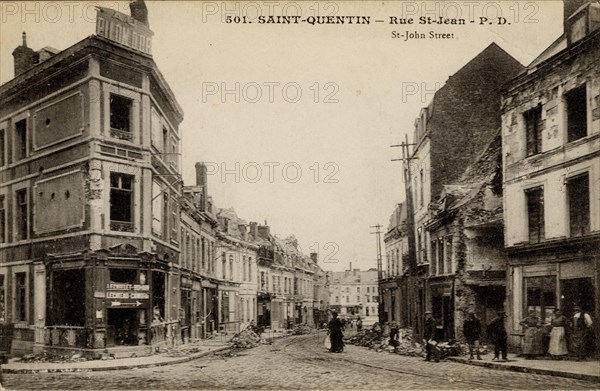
(571, 305), (594, 361)
(487, 310), (508, 361)
(463, 311), (482, 360)
(423, 311), (440, 362)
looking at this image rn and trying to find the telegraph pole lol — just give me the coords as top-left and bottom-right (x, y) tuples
(391, 134), (418, 333)
(370, 224), (384, 324)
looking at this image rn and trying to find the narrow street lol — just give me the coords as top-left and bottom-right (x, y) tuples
(4, 333), (597, 390)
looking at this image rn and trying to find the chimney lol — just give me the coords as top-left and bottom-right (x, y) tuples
(195, 162), (208, 211)
(310, 252), (318, 263)
(563, 0), (588, 26)
(130, 0), (149, 27)
(12, 32), (37, 77)
(249, 222), (258, 239)
(257, 224), (270, 239)
(349, 262), (352, 271)
(238, 224), (247, 241)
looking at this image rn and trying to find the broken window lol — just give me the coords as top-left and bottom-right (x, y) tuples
(0, 128), (5, 166)
(566, 85), (587, 143)
(14, 119), (27, 161)
(15, 272), (26, 322)
(151, 180), (163, 237)
(567, 173), (590, 237)
(15, 189), (28, 240)
(526, 187), (545, 244)
(437, 237), (445, 275)
(110, 173), (134, 232)
(445, 236), (453, 274)
(0, 195), (5, 243)
(109, 94), (133, 141)
(524, 105), (543, 156)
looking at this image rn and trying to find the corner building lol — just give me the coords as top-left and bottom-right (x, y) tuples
(0, 2), (186, 357)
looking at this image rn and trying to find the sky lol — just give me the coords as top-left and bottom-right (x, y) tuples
(0, 1), (564, 272)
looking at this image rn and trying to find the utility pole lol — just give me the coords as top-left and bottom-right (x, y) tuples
(391, 133), (418, 334)
(370, 224), (384, 325)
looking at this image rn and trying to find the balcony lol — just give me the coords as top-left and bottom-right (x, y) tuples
(110, 128), (133, 141)
(110, 220), (134, 232)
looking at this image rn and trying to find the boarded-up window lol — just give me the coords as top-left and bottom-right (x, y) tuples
(34, 171), (85, 234)
(526, 187), (544, 244)
(566, 85), (587, 143)
(34, 93), (84, 150)
(568, 173), (590, 237)
(524, 105), (543, 156)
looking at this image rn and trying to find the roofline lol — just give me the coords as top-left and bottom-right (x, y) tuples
(0, 35), (184, 122)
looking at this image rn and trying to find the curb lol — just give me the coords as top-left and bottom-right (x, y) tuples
(447, 357), (600, 383)
(1, 346), (232, 374)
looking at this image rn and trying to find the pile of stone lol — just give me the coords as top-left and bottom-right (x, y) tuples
(228, 328), (261, 349)
(292, 324), (313, 335)
(20, 352), (88, 363)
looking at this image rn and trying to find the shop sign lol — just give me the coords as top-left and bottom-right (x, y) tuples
(106, 283), (149, 291)
(107, 291), (150, 299)
(109, 300), (147, 308)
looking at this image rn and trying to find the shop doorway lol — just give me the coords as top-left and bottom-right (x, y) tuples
(561, 277), (595, 316)
(107, 309), (138, 346)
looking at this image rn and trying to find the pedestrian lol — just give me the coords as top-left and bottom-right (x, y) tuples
(571, 305), (594, 361)
(389, 322), (400, 347)
(356, 317), (363, 332)
(423, 311), (440, 362)
(487, 310), (508, 361)
(463, 311), (482, 360)
(519, 309), (544, 358)
(328, 311), (345, 353)
(548, 309), (568, 359)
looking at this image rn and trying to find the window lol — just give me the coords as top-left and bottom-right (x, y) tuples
(357, 296), (360, 303)
(0, 195), (5, 243)
(357, 287), (360, 293)
(419, 169), (424, 207)
(229, 257), (233, 281)
(346, 296), (349, 303)
(366, 287), (370, 293)
(15, 272), (27, 322)
(151, 181), (163, 236)
(110, 173), (134, 232)
(201, 238), (206, 270)
(243, 257), (247, 281)
(567, 173), (590, 237)
(222, 253), (227, 280)
(524, 105), (543, 156)
(566, 85), (587, 142)
(335, 296), (339, 303)
(170, 197), (178, 242)
(526, 187), (544, 244)
(15, 189), (28, 240)
(0, 128), (5, 166)
(260, 272), (265, 290)
(430, 240), (437, 275)
(109, 94), (133, 140)
(14, 119), (27, 161)
(438, 237), (445, 274)
(367, 296), (370, 303)
(445, 236), (453, 274)
(526, 276), (556, 322)
(0, 275), (5, 322)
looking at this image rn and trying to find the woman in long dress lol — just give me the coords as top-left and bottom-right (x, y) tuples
(328, 311), (345, 353)
(548, 309), (568, 358)
(520, 309), (544, 358)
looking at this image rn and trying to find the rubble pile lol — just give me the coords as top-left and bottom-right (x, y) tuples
(228, 329), (261, 349)
(292, 324), (313, 335)
(20, 352), (88, 363)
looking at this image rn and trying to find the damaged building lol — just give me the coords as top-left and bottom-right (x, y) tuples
(0, 1), (187, 357)
(501, 0), (600, 353)
(424, 132), (507, 341)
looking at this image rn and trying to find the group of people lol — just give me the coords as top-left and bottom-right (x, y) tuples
(326, 312), (364, 353)
(464, 306), (594, 362)
(519, 306), (594, 361)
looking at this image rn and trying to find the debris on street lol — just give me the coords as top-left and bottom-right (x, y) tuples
(20, 352), (89, 363)
(292, 324), (313, 335)
(229, 329), (261, 349)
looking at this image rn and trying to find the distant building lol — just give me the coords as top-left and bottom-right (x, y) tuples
(501, 0), (600, 352)
(327, 265), (379, 321)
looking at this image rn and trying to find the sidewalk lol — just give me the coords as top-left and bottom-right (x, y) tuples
(1, 329), (294, 374)
(449, 354), (600, 382)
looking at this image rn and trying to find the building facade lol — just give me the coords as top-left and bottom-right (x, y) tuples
(328, 266), (379, 324)
(501, 1), (600, 352)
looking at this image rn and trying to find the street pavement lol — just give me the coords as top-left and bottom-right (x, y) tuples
(3, 332), (598, 390)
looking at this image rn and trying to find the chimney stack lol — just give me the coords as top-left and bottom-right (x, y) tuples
(238, 224), (247, 241)
(195, 162), (208, 211)
(563, 0), (588, 26)
(12, 32), (37, 77)
(249, 222), (258, 239)
(130, 0), (149, 27)
(257, 224), (270, 239)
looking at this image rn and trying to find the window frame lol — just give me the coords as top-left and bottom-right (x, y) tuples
(109, 93), (134, 141)
(565, 84), (588, 143)
(14, 187), (29, 242)
(524, 105), (543, 157)
(567, 172), (590, 237)
(525, 186), (545, 244)
(109, 172), (135, 232)
(14, 270), (28, 323)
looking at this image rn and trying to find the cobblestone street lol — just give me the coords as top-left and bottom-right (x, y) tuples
(4, 333), (598, 390)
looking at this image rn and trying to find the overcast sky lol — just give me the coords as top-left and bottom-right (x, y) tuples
(0, 1), (563, 271)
